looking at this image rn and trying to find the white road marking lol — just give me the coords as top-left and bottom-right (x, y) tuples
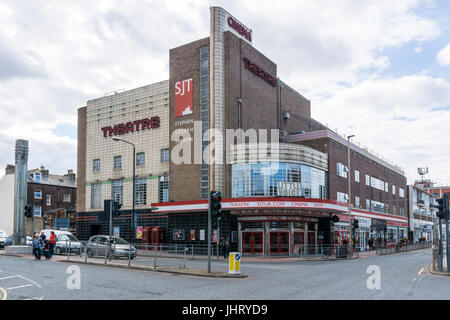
(0, 276), (16, 281)
(418, 268), (424, 275)
(16, 275), (42, 288)
(7, 284), (33, 290)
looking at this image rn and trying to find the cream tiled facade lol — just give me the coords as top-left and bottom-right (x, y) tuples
(84, 80), (169, 211)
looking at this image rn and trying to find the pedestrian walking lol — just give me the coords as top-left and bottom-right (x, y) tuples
(221, 237), (229, 259)
(368, 237), (374, 251)
(32, 234), (42, 260)
(49, 231), (57, 256)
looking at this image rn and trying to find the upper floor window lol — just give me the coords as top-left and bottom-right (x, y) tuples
(355, 196), (360, 208)
(34, 173), (41, 182)
(366, 199), (371, 210)
(93, 159), (100, 172)
(46, 195), (51, 206)
(161, 149), (170, 163)
(135, 178), (147, 205)
(337, 192), (348, 203)
(113, 156), (122, 169)
(63, 194), (71, 202)
(91, 183), (101, 209)
(354, 170), (360, 183)
(336, 163), (348, 178)
(384, 182), (389, 192)
(392, 185), (396, 195)
(136, 152), (145, 166)
(34, 190), (42, 199)
(399, 188), (405, 198)
(365, 175), (370, 186)
(370, 176), (385, 191)
(33, 206), (42, 217)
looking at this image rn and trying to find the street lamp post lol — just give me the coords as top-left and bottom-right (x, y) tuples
(112, 138), (136, 242)
(347, 134), (355, 256)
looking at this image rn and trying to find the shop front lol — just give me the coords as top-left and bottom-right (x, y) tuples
(371, 218), (387, 247)
(355, 217), (371, 251)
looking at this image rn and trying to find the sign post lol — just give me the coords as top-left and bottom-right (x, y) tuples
(228, 252), (241, 274)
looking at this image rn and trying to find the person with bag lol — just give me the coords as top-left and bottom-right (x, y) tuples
(42, 239), (52, 260)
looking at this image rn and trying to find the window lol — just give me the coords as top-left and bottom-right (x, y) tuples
(136, 152), (145, 166)
(385, 182), (389, 192)
(93, 159), (100, 172)
(336, 163), (348, 178)
(111, 180), (123, 204)
(399, 188), (405, 198)
(161, 149), (169, 163)
(366, 199), (371, 210)
(392, 185), (396, 195)
(113, 156), (122, 169)
(91, 183), (101, 209)
(337, 192), (348, 203)
(354, 170), (360, 183)
(371, 200), (385, 213)
(63, 194), (71, 202)
(365, 175), (370, 186)
(33, 206), (42, 217)
(34, 173), (41, 182)
(399, 206), (405, 216)
(46, 195), (51, 206)
(392, 205), (396, 215)
(34, 190), (42, 199)
(135, 178), (147, 205)
(159, 176), (169, 202)
(370, 177), (385, 191)
(355, 196), (360, 208)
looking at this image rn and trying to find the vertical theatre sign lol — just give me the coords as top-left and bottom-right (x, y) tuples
(175, 78), (193, 117)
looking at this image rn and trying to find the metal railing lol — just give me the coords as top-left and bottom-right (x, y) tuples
(376, 241), (431, 255)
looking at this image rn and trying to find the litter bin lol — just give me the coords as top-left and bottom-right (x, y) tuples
(336, 245), (348, 258)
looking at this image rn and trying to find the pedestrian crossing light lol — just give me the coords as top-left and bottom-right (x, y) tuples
(113, 200), (122, 216)
(24, 205), (32, 218)
(436, 194), (449, 219)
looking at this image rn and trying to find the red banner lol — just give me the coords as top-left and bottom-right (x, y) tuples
(175, 78), (193, 117)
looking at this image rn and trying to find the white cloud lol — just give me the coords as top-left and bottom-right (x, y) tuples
(437, 42), (450, 66)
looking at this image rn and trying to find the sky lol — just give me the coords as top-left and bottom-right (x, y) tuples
(0, 0), (449, 185)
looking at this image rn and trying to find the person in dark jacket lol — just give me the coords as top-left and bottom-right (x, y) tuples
(42, 239), (51, 260)
(32, 234), (42, 260)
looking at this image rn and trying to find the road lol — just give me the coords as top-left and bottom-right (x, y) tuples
(0, 248), (448, 300)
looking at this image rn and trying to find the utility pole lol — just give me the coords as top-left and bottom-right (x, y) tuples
(13, 139), (28, 245)
(347, 135), (355, 257)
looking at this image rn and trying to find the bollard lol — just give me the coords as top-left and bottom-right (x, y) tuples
(192, 245), (194, 259)
(67, 240), (71, 261)
(104, 241), (108, 264)
(84, 244), (87, 262)
(128, 242), (131, 268)
(154, 244), (157, 270)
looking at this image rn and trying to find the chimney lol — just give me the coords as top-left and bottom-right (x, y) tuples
(64, 169), (76, 181)
(5, 164), (15, 175)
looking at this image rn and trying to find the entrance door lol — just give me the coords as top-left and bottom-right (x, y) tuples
(308, 231), (316, 254)
(242, 232), (263, 255)
(294, 232), (305, 254)
(269, 232), (289, 255)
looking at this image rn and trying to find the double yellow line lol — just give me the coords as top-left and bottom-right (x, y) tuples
(0, 286), (7, 300)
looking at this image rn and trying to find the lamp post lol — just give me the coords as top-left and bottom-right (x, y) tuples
(347, 134), (355, 255)
(112, 137), (136, 241)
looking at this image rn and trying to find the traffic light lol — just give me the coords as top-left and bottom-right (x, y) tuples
(436, 193), (449, 219)
(113, 200), (122, 216)
(24, 205), (32, 218)
(210, 191), (222, 229)
(352, 219), (359, 230)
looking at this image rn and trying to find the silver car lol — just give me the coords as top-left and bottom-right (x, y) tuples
(86, 235), (136, 259)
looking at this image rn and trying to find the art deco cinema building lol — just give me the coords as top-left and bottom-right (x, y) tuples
(76, 7), (409, 255)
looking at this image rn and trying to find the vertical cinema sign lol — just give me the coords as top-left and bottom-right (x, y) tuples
(175, 78), (193, 117)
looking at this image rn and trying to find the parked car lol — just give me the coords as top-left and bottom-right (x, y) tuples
(0, 230), (8, 248)
(86, 235), (136, 259)
(39, 229), (82, 255)
(26, 236), (32, 246)
(5, 235), (13, 246)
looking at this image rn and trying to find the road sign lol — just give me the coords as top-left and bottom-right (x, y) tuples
(228, 252), (241, 274)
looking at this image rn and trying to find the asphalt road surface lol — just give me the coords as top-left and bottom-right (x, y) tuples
(0, 248), (448, 300)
